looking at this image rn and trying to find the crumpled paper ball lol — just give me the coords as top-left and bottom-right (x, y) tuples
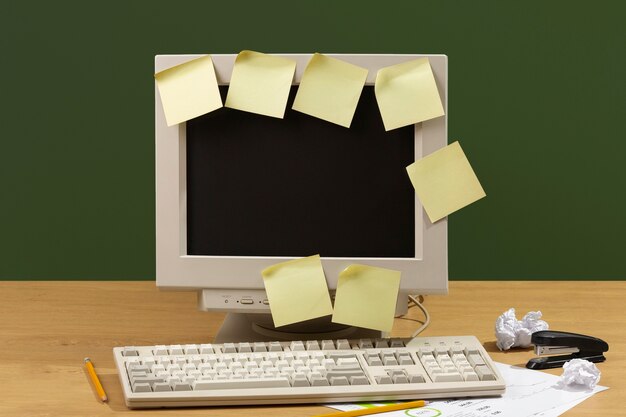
(495, 308), (549, 350)
(559, 359), (601, 389)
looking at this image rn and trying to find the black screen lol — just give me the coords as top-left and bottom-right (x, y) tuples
(186, 86), (415, 257)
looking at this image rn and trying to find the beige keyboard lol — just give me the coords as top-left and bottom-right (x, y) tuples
(114, 335), (505, 408)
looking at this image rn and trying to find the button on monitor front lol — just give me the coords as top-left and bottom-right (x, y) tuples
(240, 298), (254, 305)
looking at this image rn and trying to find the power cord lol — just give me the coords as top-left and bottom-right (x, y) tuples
(407, 294), (430, 337)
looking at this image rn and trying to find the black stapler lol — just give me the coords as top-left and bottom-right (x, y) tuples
(526, 330), (609, 370)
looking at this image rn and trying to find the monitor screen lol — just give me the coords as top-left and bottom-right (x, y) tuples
(186, 86), (415, 258)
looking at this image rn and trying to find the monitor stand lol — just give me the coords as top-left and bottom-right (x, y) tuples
(214, 313), (384, 343)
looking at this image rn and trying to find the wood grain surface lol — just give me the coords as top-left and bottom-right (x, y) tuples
(1, 281), (623, 416)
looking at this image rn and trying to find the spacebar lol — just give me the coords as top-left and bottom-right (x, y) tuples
(193, 377), (291, 390)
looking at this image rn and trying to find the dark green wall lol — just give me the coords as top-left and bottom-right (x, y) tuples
(2, 1), (624, 280)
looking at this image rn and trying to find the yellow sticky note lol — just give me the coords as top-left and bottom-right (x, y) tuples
(375, 57), (445, 131)
(261, 255), (333, 327)
(225, 50), (296, 118)
(155, 55), (222, 127)
(292, 53), (368, 128)
(406, 141), (486, 223)
(332, 264), (401, 332)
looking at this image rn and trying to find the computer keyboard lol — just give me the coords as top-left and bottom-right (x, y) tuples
(114, 335), (505, 408)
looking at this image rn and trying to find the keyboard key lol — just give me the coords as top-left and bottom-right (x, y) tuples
(463, 372), (479, 381)
(128, 364), (150, 374)
(336, 357), (359, 367)
(366, 354), (382, 366)
(374, 339), (389, 348)
(464, 347), (480, 356)
(467, 353), (485, 367)
(408, 374), (425, 383)
(474, 365), (496, 381)
(321, 340), (335, 350)
(322, 359), (335, 369)
(199, 344), (214, 354)
(336, 339), (351, 350)
(389, 340), (405, 347)
(310, 376), (330, 386)
(432, 372), (463, 382)
(291, 373), (310, 387)
(382, 357), (398, 366)
(458, 365), (474, 374)
(152, 382), (171, 392)
(194, 377), (291, 390)
(291, 359), (305, 370)
(132, 378), (165, 389)
(268, 341), (283, 352)
(329, 376), (349, 386)
(169, 345), (184, 355)
(290, 341), (306, 351)
(151, 364), (166, 374)
(123, 347), (139, 356)
(172, 382), (192, 391)
(220, 355), (235, 365)
(449, 344), (465, 355)
(152, 345), (168, 355)
(350, 375), (369, 385)
(281, 366), (296, 375)
(326, 370), (367, 380)
(358, 339), (374, 349)
(375, 375), (393, 384)
(171, 370), (186, 379)
(327, 352), (357, 361)
(435, 346), (449, 356)
(183, 344), (199, 354)
(306, 358), (321, 368)
(238, 342), (252, 353)
(188, 356), (203, 366)
(253, 342), (267, 352)
(387, 369), (405, 377)
(392, 374), (409, 384)
(250, 353), (265, 364)
(222, 343), (237, 353)
(133, 382), (152, 392)
(306, 340), (320, 351)
(398, 355), (414, 365)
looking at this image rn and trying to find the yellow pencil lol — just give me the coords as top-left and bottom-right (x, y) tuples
(314, 400), (429, 417)
(84, 357), (108, 402)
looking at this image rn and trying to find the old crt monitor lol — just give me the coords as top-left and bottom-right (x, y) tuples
(155, 54), (447, 342)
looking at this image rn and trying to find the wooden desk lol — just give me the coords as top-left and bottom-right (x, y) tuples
(1, 281), (623, 416)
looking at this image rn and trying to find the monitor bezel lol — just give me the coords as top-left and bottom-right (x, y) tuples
(155, 54), (448, 294)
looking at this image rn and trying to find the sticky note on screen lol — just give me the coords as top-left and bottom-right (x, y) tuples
(406, 141), (486, 223)
(154, 55), (223, 126)
(225, 50), (296, 118)
(375, 57), (445, 131)
(261, 255), (333, 327)
(332, 264), (401, 332)
(292, 53), (368, 128)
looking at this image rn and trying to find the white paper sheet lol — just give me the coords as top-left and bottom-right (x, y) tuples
(329, 362), (607, 417)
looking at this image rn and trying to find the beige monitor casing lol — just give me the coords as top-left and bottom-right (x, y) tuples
(155, 54), (448, 316)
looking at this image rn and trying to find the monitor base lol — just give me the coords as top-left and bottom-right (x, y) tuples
(214, 312), (383, 343)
